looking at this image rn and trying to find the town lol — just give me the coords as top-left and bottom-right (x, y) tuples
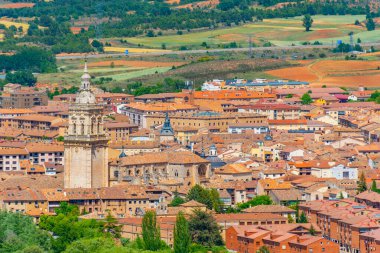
(1, 0), (380, 252)
(0, 61), (378, 253)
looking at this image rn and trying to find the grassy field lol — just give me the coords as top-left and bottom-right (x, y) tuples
(115, 15), (377, 49)
(103, 47), (170, 53)
(0, 18), (29, 33)
(37, 56), (188, 86)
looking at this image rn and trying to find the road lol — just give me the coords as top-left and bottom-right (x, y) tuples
(56, 42), (380, 60)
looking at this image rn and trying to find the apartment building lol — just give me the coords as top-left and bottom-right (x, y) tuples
(120, 102), (197, 127)
(238, 103), (301, 120)
(104, 122), (138, 142)
(226, 224), (339, 253)
(0, 147), (29, 171)
(2, 114), (66, 131)
(145, 111), (267, 132)
(299, 199), (380, 253)
(0, 84), (48, 109)
(25, 143), (64, 165)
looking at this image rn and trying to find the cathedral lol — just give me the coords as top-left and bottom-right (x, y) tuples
(64, 62), (211, 189)
(64, 62), (109, 188)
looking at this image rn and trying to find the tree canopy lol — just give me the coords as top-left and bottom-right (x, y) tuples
(189, 209), (224, 248)
(174, 212), (191, 253)
(302, 14), (313, 32)
(187, 185), (223, 212)
(301, 93), (313, 105)
(0, 211), (52, 253)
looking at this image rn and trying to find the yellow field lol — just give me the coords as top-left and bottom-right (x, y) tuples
(0, 19), (29, 34)
(103, 46), (169, 53)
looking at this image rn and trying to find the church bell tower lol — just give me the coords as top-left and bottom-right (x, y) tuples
(64, 61), (109, 188)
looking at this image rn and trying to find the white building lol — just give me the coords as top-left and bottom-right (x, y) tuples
(311, 163), (358, 180)
(201, 80), (223, 91)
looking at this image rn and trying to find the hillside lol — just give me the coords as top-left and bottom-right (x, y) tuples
(0, 0), (378, 53)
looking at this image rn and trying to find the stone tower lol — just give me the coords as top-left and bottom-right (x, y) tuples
(64, 62), (109, 188)
(159, 112), (175, 143)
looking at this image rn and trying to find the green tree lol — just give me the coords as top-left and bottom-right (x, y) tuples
(366, 17), (376, 31)
(237, 195), (272, 210)
(298, 211), (308, 223)
(170, 191), (186, 207)
(285, 94), (293, 98)
(63, 237), (120, 253)
(371, 180), (377, 191)
(339, 192), (344, 199)
(303, 14), (313, 32)
(258, 246), (270, 253)
(357, 171), (368, 193)
(209, 188), (223, 213)
(295, 202), (300, 222)
(56, 136), (64, 142)
(104, 211), (122, 238)
(287, 214), (295, 223)
(142, 210), (161, 251)
(174, 212), (190, 253)
(189, 209), (223, 247)
(309, 224), (316, 236)
(0, 211), (52, 252)
(187, 185), (212, 210)
(6, 70), (37, 86)
(39, 203), (103, 252)
(301, 93), (313, 105)
(21, 245), (45, 253)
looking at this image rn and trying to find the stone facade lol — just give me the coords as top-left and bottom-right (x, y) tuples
(64, 63), (109, 188)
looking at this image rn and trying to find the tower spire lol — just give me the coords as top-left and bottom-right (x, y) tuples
(76, 57), (96, 104)
(81, 57), (91, 91)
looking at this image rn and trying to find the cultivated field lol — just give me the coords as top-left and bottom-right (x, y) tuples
(119, 15), (377, 49)
(0, 18), (29, 34)
(267, 59), (380, 88)
(0, 2), (34, 8)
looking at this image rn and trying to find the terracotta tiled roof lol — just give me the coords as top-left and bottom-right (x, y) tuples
(259, 179), (292, 190)
(0, 109), (34, 114)
(180, 200), (206, 208)
(268, 119), (307, 125)
(355, 191), (380, 203)
(0, 147), (28, 155)
(25, 143), (64, 153)
(0, 188), (46, 201)
(193, 90), (276, 100)
(243, 205), (295, 214)
(115, 151), (208, 166)
(356, 143), (380, 152)
(215, 163), (251, 174)
(12, 114), (62, 123)
(215, 213), (287, 222)
(123, 102), (197, 112)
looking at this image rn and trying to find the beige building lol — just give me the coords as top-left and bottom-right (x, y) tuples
(64, 63), (109, 189)
(0, 188), (49, 220)
(120, 102), (197, 127)
(104, 122), (138, 142)
(109, 151), (211, 187)
(0, 83), (48, 109)
(146, 111), (267, 132)
(238, 103), (300, 120)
